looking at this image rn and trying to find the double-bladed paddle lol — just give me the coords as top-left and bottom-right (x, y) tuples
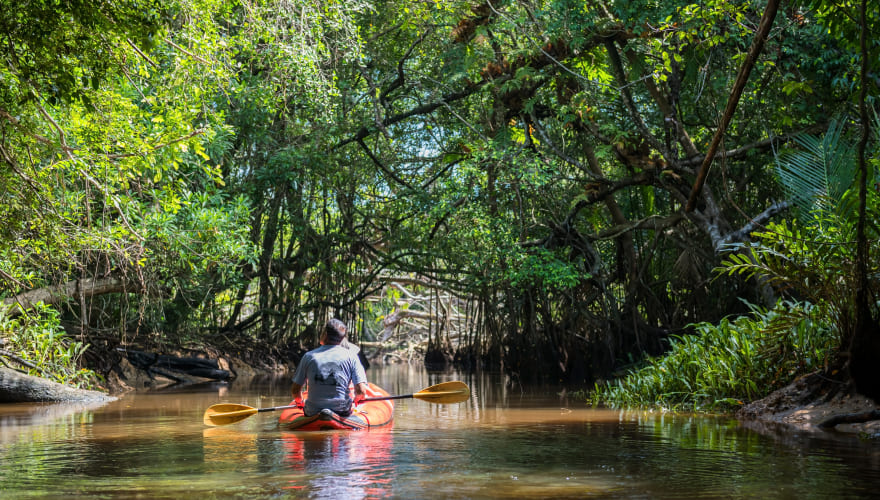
(203, 380), (470, 426)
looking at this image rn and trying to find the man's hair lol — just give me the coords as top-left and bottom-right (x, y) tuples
(324, 318), (347, 344)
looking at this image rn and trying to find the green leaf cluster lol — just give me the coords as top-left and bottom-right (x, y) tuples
(775, 119), (859, 222)
(590, 301), (837, 411)
(1, 303), (101, 389)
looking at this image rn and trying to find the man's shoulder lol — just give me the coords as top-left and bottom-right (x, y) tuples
(313, 344), (359, 361)
(301, 346), (329, 361)
(307, 345), (344, 358)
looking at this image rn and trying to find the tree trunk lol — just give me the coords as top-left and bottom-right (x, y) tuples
(2, 277), (129, 317)
(0, 367), (115, 403)
(686, 0), (781, 211)
(847, 0), (880, 403)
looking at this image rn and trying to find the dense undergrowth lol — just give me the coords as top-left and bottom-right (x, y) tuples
(589, 301), (839, 412)
(590, 112), (879, 411)
(0, 304), (101, 389)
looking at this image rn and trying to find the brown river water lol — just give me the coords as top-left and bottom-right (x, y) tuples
(1, 364), (879, 499)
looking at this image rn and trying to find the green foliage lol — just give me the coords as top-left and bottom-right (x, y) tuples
(0, 0), (874, 385)
(775, 119), (859, 222)
(719, 215), (861, 298)
(604, 102), (872, 411)
(722, 112), (880, 344)
(506, 248), (582, 292)
(0, 0), (272, 342)
(0, 0), (164, 106)
(140, 189), (256, 284)
(0, 304), (101, 389)
(590, 301), (838, 411)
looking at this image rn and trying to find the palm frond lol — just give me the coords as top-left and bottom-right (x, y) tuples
(775, 119), (857, 221)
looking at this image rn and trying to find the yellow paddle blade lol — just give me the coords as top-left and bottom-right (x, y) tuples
(203, 403), (259, 426)
(412, 381), (470, 404)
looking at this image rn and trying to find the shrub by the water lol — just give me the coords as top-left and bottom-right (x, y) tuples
(0, 303), (101, 389)
(590, 301), (838, 411)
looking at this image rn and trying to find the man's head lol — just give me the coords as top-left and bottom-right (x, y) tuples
(323, 318), (347, 345)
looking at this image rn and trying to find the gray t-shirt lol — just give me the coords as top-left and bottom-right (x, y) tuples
(291, 344), (367, 415)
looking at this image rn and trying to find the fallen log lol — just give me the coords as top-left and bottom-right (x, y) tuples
(818, 410), (880, 429)
(121, 349), (232, 381)
(0, 367), (115, 403)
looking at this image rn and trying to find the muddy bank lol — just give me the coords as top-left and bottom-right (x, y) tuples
(737, 371), (880, 439)
(102, 345), (294, 395)
(1, 341), (295, 403)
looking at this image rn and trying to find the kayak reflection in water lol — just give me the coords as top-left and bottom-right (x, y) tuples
(290, 318), (368, 417)
(282, 429), (395, 497)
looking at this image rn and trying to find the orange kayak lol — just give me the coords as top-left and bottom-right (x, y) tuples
(277, 382), (394, 431)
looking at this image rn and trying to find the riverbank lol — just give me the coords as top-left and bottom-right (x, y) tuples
(12, 334), (878, 441)
(737, 371), (880, 438)
(100, 343), (880, 440)
(0, 339), (293, 403)
(98, 342), (880, 441)
(99, 344), (293, 395)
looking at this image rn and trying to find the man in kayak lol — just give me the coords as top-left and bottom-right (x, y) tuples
(290, 318), (368, 416)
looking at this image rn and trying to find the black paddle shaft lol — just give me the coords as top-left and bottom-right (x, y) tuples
(363, 394), (413, 402)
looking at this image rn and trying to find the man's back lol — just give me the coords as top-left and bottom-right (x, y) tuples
(293, 344), (367, 415)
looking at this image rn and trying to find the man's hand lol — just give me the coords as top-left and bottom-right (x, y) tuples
(353, 382), (368, 407)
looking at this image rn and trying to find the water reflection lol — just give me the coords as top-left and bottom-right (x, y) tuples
(0, 364), (879, 499)
(202, 426), (260, 471)
(0, 400), (108, 443)
(201, 421), (396, 498)
(281, 430), (395, 498)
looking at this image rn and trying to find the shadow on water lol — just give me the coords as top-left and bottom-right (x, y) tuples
(0, 364), (879, 499)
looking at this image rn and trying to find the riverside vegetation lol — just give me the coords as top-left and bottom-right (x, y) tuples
(0, 0), (878, 420)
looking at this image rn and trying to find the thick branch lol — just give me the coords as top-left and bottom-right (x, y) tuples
(622, 48), (700, 158)
(0, 349), (38, 371)
(594, 213), (686, 240)
(718, 200), (791, 248)
(336, 86), (481, 150)
(2, 277), (131, 317)
(678, 125), (824, 167)
(380, 29), (431, 105)
(530, 115), (604, 180)
(357, 138), (413, 190)
(686, 0), (782, 211)
(337, 27), (641, 149)
(372, 276), (465, 296)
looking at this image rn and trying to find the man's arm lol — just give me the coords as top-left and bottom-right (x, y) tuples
(291, 382), (304, 406)
(290, 352), (310, 406)
(353, 382), (368, 406)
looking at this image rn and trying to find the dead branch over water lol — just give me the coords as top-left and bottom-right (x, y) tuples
(358, 278), (476, 366)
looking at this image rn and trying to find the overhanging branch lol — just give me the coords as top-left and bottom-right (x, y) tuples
(2, 277), (132, 317)
(686, 0), (782, 212)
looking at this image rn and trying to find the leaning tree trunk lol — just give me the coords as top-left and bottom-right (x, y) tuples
(2, 277), (130, 317)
